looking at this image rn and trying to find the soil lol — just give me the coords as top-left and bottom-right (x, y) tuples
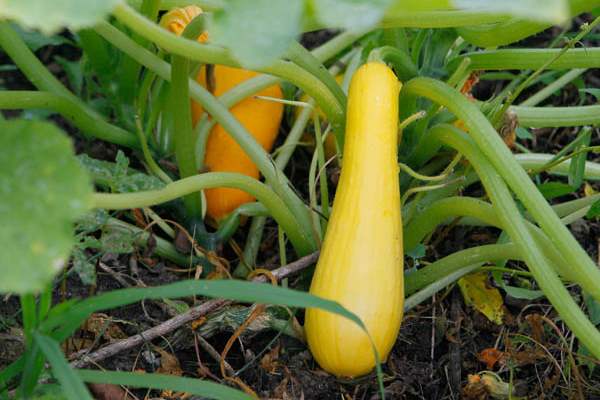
(1, 16), (600, 400)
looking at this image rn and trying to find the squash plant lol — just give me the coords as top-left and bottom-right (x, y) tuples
(1, 0), (600, 398)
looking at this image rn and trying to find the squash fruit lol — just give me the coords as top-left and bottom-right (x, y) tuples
(304, 62), (404, 377)
(160, 6), (284, 221)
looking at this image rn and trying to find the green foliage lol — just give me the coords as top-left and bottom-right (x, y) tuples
(0, 0), (123, 35)
(308, 0), (392, 31)
(208, 0), (303, 68)
(0, 120), (92, 294)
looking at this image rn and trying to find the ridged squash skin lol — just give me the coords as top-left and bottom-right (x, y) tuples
(193, 66), (284, 221)
(304, 62), (404, 378)
(160, 6), (284, 221)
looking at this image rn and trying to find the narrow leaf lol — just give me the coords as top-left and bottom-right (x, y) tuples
(34, 334), (93, 400)
(78, 370), (250, 400)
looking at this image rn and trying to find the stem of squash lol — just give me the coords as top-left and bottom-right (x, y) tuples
(91, 172), (314, 256)
(401, 78), (600, 304)
(94, 21), (317, 254)
(0, 91), (139, 148)
(169, 15), (206, 221)
(431, 124), (600, 359)
(404, 244), (517, 297)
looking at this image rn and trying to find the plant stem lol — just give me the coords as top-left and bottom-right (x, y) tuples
(169, 16), (205, 220)
(106, 217), (204, 266)
(93, 172), (313, 255)
(511, 104), (600, 127)
(402, 78), (600, 303)
(0, 91), (139, 148)
(405, 243), (517, 295)
(432, 125), (600, 358)
(520, 68), (587, 107)
(234, 102), (316, 278)
(516, 153), (600, 179)
(367, 46), (418, 81)
(111, 3), (345, 136)
(461, 48), (600, 71)
(94, 21), (317, 253)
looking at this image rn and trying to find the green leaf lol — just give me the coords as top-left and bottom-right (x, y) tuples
(78, 154), (165, 192)
(568, 129), (591, 190)
(310, 0), (393, 31)
(0, 120), (92, 294)
(537, 181), (575, 200)
(79, 370), (251, 400)
(586, 199), (600, 219)
(502, 285), (544, 300)
(584, 291), (600, 325)
(208, 0), (303, 68)
(580, 88), (600, 103)
(453, 0), (568, 23)
(0, 0), (123, 35)
(34, 334), (94, 400)
(386, 0), (568, 22)
(516, 127), (533, 140)
(12, 23), (71, 51)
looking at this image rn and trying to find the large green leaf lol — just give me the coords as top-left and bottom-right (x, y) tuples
(453, 0), (568, 23)
(0, 0), (122, 34)
(387, 0), (569, 23)
(0, 120), (92, 294)
(309, 0), (393, 31)
(208, 0), (303, 68)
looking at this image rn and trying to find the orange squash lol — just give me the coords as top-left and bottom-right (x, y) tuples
(160, 6), (284, 221)
(194, 66), (284, 221)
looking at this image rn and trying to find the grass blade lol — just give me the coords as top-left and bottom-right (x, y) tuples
(78, 370), (251, 400)
(33, 333), (93, 400)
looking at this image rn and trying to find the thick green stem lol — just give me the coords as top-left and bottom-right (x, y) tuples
(511, 104), (600, 127)
(169, 16), (205, 219)
(0, 91), (138, 148)
(520, 68), (587, 107)
(405, 243), (517, 295)
(0, 23), (138, 148)
(112, 3), (345, 136)
(402, 78), (600, 303)
(432, 125), (600, 358)
(234, 102), (316, 278)
(460, 48), (600, 71)
(92, 172), (313, 255)
(516, 153), (600, 180)
(403, 195), (579, 282)
(94, 21), (317, 253)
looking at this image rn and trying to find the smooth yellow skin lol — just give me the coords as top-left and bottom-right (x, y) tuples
(304, 62), (404, 378)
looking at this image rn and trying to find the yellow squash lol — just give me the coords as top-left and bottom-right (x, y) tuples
(304, 62), (404, 377)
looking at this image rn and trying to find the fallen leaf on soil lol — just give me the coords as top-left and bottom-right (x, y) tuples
(478, 348), (505, 369)
(260, 342), (281, 373)
(84, 313), (127, 341)
(463, 372), (523, 400)
(88, 383), (130, 400)
(154, 346), (183, 376)
(458, 272), (505, 325)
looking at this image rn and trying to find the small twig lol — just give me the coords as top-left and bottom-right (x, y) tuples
(70, 251), (319, 368)
(195, 333), (235, 377)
